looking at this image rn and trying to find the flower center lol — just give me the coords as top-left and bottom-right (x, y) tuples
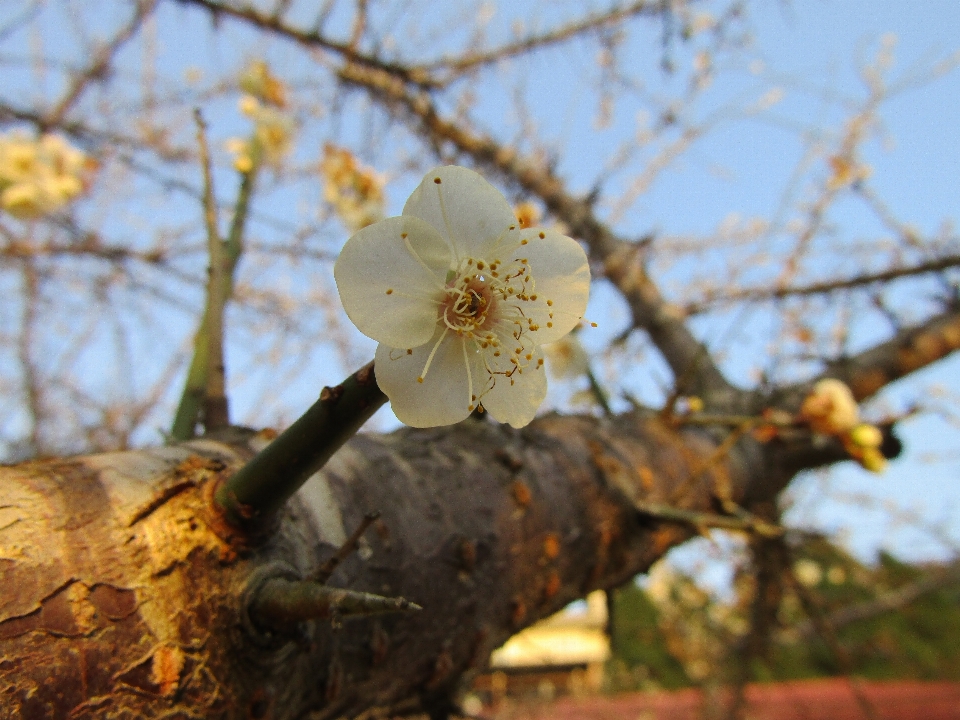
(414, 249), (548, 416)
(440, 274), (496, 335)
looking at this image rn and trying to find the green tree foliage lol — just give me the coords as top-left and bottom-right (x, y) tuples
(608, 582), (691, 691)
(772, 540), (960, 682)
(609, 535), (960, 690)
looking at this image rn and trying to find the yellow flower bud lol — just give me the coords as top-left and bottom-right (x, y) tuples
(239, 59), (287, 108)
(320, 144), (385, 232)
(0, 131), (89, 218)
(233, 153), (254, 173)
(238, 94), (260, 117)
(849, 423), (883, 449)
(859, 447), (887, 473)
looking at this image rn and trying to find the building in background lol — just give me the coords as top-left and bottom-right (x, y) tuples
(474, 591), (610, 702)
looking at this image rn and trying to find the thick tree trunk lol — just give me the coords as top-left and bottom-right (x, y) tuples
(0, 413), (755, 719)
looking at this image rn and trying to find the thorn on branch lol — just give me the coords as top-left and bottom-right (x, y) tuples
(248, 577), (421, 633)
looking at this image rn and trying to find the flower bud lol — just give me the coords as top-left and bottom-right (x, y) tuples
(849, 423), (883, 449)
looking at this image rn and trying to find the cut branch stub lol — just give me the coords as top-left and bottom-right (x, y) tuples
(213, 361), (386, 531)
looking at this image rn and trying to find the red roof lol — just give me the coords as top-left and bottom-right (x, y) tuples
(499, 679), (960, 720)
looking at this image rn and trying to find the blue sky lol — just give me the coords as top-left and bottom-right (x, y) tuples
(651, 1), (960, 567)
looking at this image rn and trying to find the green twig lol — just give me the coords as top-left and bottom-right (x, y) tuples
(676, 413), (797, 428)
(249, 577), (421, 631)
(634, 500), (783, 537)
(193, 109), (230, 432)
(170, 134), (260, 441)
(586, 367), (613, 416)
(214, 361), (386, 529)
(224, 138), (260, 264)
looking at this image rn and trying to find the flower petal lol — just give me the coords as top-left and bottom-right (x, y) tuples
(479, 346), (548, 428)
(403, 166), (518, 261)
(375, 331), (474, 428)
(510, 227), (590, 344)
(335, 215), (451, 348)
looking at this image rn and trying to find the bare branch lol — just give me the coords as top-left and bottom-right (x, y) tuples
(44, 1), (156, 128)
(173, 0), (432, 85)
(170, 132), (258, 441)
(347, 0), (369, 53)
(825, 307), (960, 402)
(16, 260), (43, 458)
(312, 511), (382, 584)
(417, 1), (667, 82)
(685, 252), (960, 313)
(635, 500), (782, 537)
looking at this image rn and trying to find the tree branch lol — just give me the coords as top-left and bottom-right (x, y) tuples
(213, 362), (386, 531)
(16, 260), (43, 458)
(170, 143), (258, 441)
(417, 0), (667, 82)
(0, 409), (751, 718)
(831, 306), (960, 401)
(193, 109), (230, 433)
(789, 558), (960, 642)
(773, 306), (960, 416)
(685, 252), (960, 313)
(173, 0), (434, 85)
(45, 0), (156, 128)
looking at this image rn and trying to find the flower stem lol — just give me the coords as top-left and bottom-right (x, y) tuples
(214, 361), (386, 529)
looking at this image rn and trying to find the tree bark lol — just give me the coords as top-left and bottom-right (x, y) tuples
(0, 412), (752, 719)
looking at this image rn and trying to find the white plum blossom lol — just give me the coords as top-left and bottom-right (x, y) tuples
(334, 166), (590, 428)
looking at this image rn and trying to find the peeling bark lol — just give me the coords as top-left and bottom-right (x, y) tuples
(0, 413), (750, 719)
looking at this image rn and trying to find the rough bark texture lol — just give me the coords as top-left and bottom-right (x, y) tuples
(0, 412), (750, 719)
